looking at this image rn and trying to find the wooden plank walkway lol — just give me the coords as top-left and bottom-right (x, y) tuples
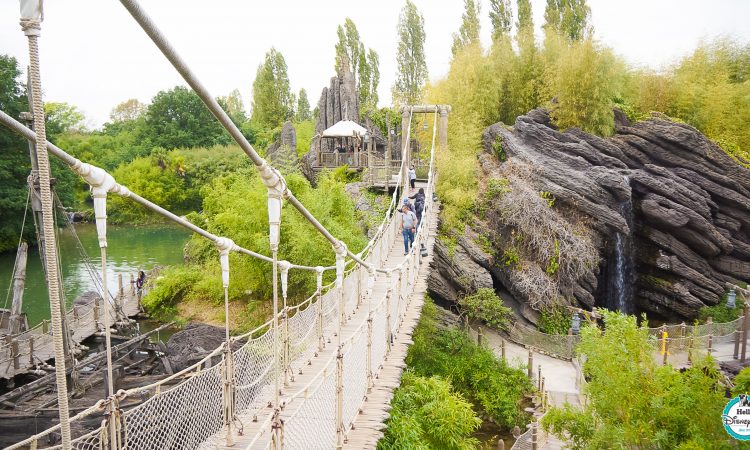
(0, 274), (142, 379)
(201, 190), (437, 450)
(343, 214), (436, 449)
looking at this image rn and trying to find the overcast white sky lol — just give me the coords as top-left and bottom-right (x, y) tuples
(1, 0), (749, 128)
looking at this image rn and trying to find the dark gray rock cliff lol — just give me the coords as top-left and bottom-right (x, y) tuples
(429, 109), (750, 322)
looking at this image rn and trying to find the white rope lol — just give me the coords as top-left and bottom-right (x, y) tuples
(19, 13), (73, 449)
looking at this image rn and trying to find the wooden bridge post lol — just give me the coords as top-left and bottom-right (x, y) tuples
(29, 336), (34, 366)
(42, 319), (49, 334)
(531, 422), (538, 450)
(118, 273), (124, 298)
(527, 349), (534, 379)
(395, 269), (403, 331)
(10, 338), (20, 370)
(742, 304), (749, 363)
(477, 326), (483, 346)
(501, 338), (506, 361)
(735, 329), (741, 359)
(94, 298), (101, 330)
(537, 365), (542, 390)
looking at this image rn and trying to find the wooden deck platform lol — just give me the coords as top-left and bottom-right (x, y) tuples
(0, 273), (143, 379)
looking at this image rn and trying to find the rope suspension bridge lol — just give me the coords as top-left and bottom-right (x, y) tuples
(4, 2), (748, 450)
(0, 1), (448, 449)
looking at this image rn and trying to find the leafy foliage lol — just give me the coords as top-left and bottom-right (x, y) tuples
(295, 89), (311, 121)
(393, 0), (428, 106)
(0, 55), (33, 253)
(451, 0), (481, 58)
(459, 288), (512, 330)
(537, 305), (571, 334)
(378, 372), (481, 450)
(542, 310), (735, 449)
(143, 169), (367, 316)
(697, 290), (744, 324)
(732, 367), (750, 397)
(334, 18), (380, 112)
(488, 0), (512, 40)
(543, 0), (591, 42)
(406, 300), (532, 429)
(251, 48), (294, 129)
(144, 86), (232, 149)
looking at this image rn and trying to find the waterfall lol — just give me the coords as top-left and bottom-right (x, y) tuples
(607, 176), (636, 314)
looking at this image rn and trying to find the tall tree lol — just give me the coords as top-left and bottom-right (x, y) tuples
(358, 48), (380, 112)
(44, 102), (87, 137)
(335, 18), (362, 79)
(452, 0), (481, 57)
(543, 0), (591, 41)
(516, 0), (534, 45)
(251, 47), (294, 128)
(0, 55), (31, 253)
(489, 0), (513, 40)
(110, 99), (145, 123)
(296, 88), (311, 121)
(218, 88), (247, 126)
(334, 18), (379, 113)
(144, 86), (231, 149)
(393, 0), (428, 106)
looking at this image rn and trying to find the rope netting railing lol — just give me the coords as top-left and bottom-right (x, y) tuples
(505, 314), (748, 361)
(2, 1), (443, 448)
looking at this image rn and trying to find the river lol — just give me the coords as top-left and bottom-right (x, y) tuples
(0, 223), (191, 327)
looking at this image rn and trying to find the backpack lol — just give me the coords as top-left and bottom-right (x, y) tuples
(415, 200), (424, 214)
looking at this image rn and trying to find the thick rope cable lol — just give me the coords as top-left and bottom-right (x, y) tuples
(20, 16), (72, 448)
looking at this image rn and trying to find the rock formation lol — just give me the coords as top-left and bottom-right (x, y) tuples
(429, 109), (750, 323)
(301, 65), (360, 182)
(266, 121), (299, 173)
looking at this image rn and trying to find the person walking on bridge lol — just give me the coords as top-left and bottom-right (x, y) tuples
(400, 204), (418, 255)
(408, 166), (417, 190)
(409, 188), (425, 227)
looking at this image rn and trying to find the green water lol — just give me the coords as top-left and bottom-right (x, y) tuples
(0, 223), (191, 327)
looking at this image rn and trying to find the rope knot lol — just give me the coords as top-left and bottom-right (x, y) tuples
(20, 19), (41, 36)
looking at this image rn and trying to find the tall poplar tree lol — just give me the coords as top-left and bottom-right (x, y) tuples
(358, 48), (380, 112)
(296, 88), (311, 121)
(393, 0), (428, 106)
(452, 0), (481, 57)
(489, 0), (513, 40)
(335, 18), (362, 80)
(251, 48), (294, 129)
(335, 18), (380, 112)
(543, 0), (591, 41)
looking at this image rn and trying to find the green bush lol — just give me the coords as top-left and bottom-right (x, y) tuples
(407, 300), (532, 428)
(458, 288), (512, 331)
(142, 266), (202, 320)
(538, 305), (570, 335)
(378, 372), (481, 450)
(501, 247), (520, 268)
(697, 292), (744, 324)
(732, 367), (750, 397)
(542, 310), (735, 449)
